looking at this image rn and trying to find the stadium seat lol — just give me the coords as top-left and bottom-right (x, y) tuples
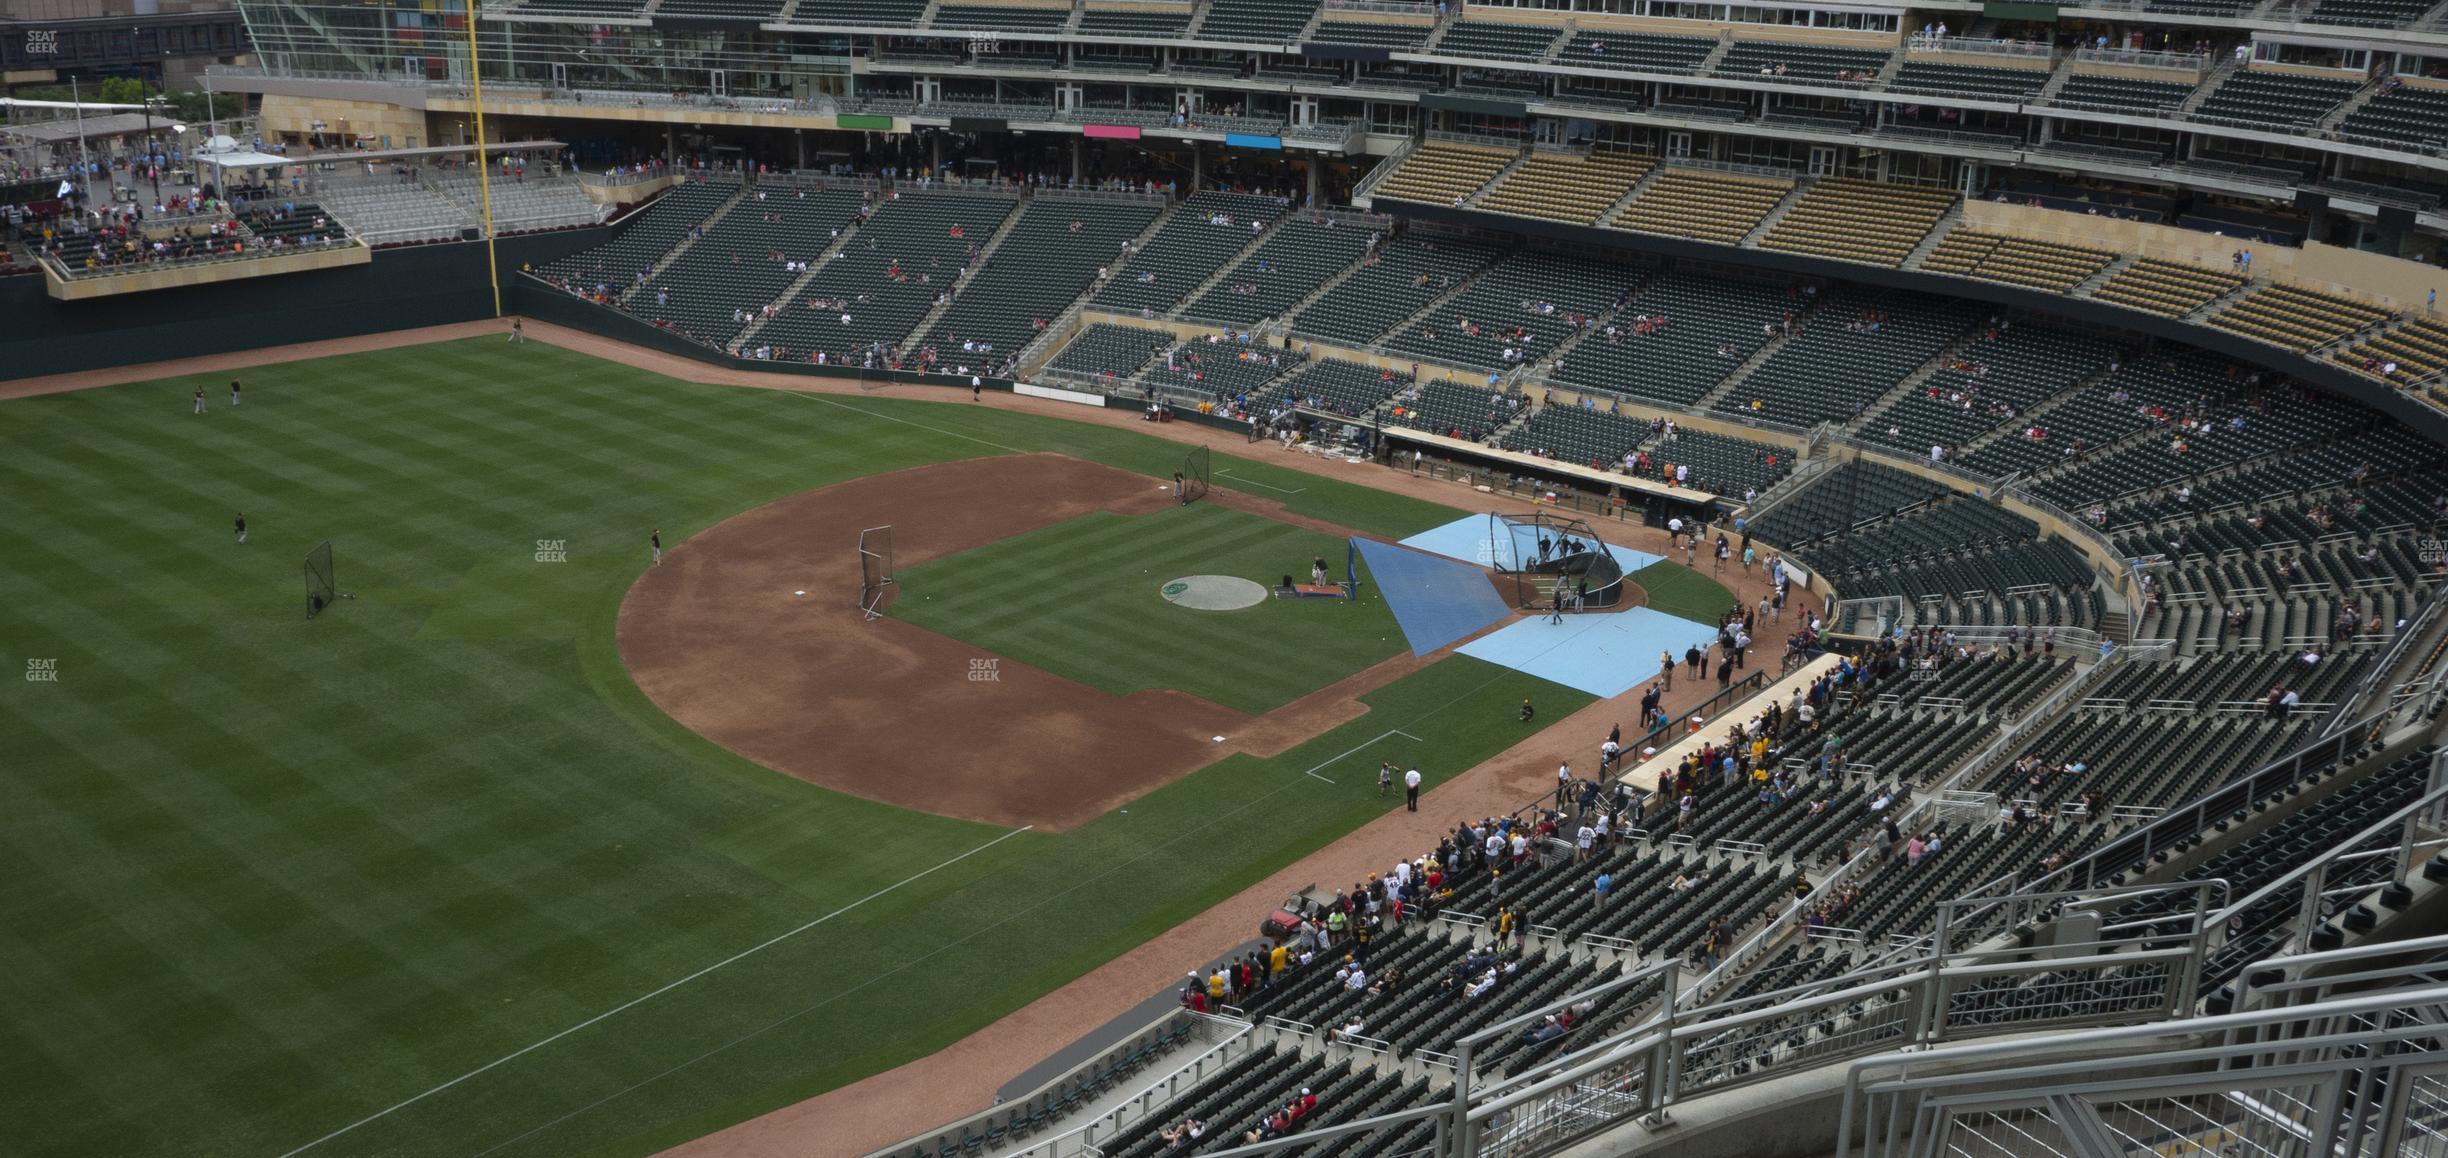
(1757, 178), (1957, 268)
(1093, 191), (1290, 316)
(1477, 150), (1654, 226)
(2204, 284), (2393, 353)
(2088, 257), (2245, 318)
(1370, 140), (1519, 209)
(1919, 230), (2117, 293)
(1609, 169), (1793, 245)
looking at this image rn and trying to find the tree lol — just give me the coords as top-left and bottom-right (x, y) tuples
(98, 76), (151, 106)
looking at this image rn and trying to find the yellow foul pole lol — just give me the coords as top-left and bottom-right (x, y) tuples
(464, 0), (503, 317)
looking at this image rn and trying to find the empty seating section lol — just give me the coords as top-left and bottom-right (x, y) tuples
(1721, 290), (1978, 426)
(1501, 406), (1664, 472)
(2305, 0), (2435, 25)
(1749, 461), (1949, 544)
(1387, 377), (1526, 440)
(1759, 178), (1958, 268)
(1499, 410), (1791, 494)
(1047, 322), (1172, 378)
(1982, 713), (2303, 813)
(2205, 284), (2392, 353)
(1289, 233), (1499, 347)
(2337, 85), (2448, 148)
(930, 2), (1069, 30)
(1810, 502), (2096, 627)
(1610, 169), (1793, 245)
(1310, 18), (1432, 48)
(653, 0), (781, 18)
(317, 181), (470, 243)
(2115, 424), (2436, 524)
(2089, 258), (2244, 318)
(1888, 61), (2049, 101)
(538, 181), (738, 291)
(792, 0), (925, 21)
(1960, 353), (2233, 479)
(1433, 19), (1562, 61)
(2190, 70), (2360, 129)
(926, 198), (1160, 356)
(2144, 0), (2253, 15)
(427, 175), (601, 234)
(1194, 0), (1314, 43)
(1382, 251), (1641, 372)
(1094, 191), (1288, 315)
(2032, 391), (2362, 509)
(516, 0), (649, 14)
(1554, 273), (1799, 407)
(1861, 326), (2114, 457)
(1256, 358), (1409, 420)
(1650, 429), (1796, 495)
(640, 189), (867, 346)
(1919, 230), (2116, 293)
(1146, 338), (1303, 401)
(2338, 318), (2448, 381)
(2120, 754), (2426, 994)
(1074, 7), (1191, 35)
(2050, 73), (2198, 113)
(1082, 1044), (1411, 1158)
(753, 193), (1016, 362)
(1716, 40), (1889, 83)
(1556, 31), (1715, 74)
(1477, 150), (1653, 226)
(1183, 218), (1384, 326)
(1372, 141), (1518, 208)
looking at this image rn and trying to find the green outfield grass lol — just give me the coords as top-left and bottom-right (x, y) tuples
(0, 338), (1586, 1158)
(1630, 559), (1738, 625)
(895, 505), (1403, 714)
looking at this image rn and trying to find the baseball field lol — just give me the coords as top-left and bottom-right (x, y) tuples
(0, 336), (1601, 1158)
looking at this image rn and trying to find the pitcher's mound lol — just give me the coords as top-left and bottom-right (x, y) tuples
(1161, 575), (1268, 611)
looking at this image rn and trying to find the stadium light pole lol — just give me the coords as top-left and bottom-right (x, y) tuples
(462, 0), (503, 317)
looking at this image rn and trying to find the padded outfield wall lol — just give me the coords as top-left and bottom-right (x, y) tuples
(0, 230), (607, 382)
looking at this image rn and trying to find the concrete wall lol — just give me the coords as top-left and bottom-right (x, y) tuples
(45, 242), (372, 302)
(258, 94), (431, 149)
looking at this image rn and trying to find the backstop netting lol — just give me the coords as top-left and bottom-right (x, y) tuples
(1485, 512), (1626, 612)
(1181, 445), (1210, 506)
(859, 525), (895, 621)
(304, 540), (337, 619)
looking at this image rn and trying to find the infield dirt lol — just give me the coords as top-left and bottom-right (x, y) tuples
(617, 452), (1494, 830)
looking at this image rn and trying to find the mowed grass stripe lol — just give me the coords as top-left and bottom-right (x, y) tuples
(896, 505), (1401, 714)
(0, 337), (1495, 1158)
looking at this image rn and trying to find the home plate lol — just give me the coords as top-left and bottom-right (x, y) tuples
(1214, 735), (1226, 742)
(794, 590), (807, 596)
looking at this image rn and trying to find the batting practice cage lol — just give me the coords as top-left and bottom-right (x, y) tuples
(304, 540), (338, 619)
(1180, 445), (1210, 506)
(858, 525), (895, 620)
(1485, 512), (1626, 611)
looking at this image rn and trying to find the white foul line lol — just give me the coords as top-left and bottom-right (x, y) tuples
(1299, 728), (1425, 784)
(271, 825), (1035, 1158)
(1216, 468), (1306, 494)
